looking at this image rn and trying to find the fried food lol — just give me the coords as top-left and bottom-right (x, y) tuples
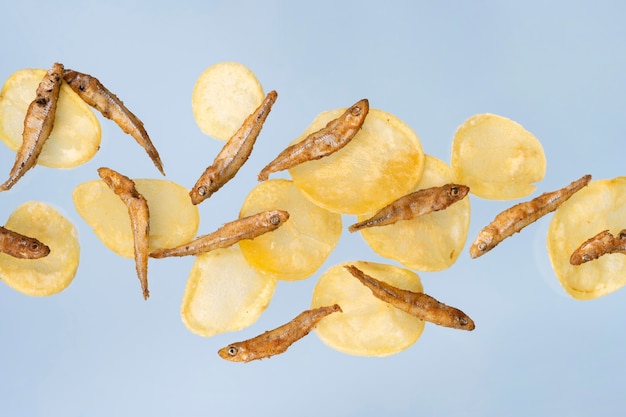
(0, 201), (79, 296)
(97, 167), (150, 300)
(0, 226), (50, 259)
(181, 245), (277, 337)
(547, 177), (626, 300)
(344, 265), (474, 331)
(64, 69), (165, 175)
(190, 90), (277, 204)
(218, 304), (342, 362)
(191, 61), (265, 141)
(73, 178), (199, 258)
(470, 174), (591, 258)
(570, 229), (626, 265)
(288, 108), (425, 215)
(451, 113), (546, 200)
(150, 209), (289, 258)
(238, 179), (342, 281)
(258, 98), (368, 181)
(349, 183), (468, 232)
(0, 68), (101, 169)
(356, 155), (471, 271)
(0, 63), (63, 191)
(311, 261), (425, 357)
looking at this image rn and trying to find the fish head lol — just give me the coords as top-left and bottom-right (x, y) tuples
(15, 236), (50, 259)
(469, 230), (494, 259)
(189, 170), (220, 205)
(265, 209), (290, 227)
(446, 184), (470, 201)
(344, 99), (369, 126)
(218, 343), (251, 362)
(455, 314), (476, 331)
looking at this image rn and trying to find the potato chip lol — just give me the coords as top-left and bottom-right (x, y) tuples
(288, 108), (425, 215)
(451, 113), (546, 200)
(73, 179), (199, 258)
(547, 177), (626, 300)
(181, 245), (277, 337)
(191, 62), (265, 141)
(357, 155), (471, 271)
(0, 201), (79, 296)
(311, 261), (425, 357)
(238, 179), (342, 281)
(0, 68), (102, 168)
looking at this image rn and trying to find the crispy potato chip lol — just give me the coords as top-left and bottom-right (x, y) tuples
(0, 68), (102, 168)
(357, 155), (471, 271)
(181, 245), (277, 337)
(547, 177), (626, 300)
(288, 108), (425, 215)
(311, 261), (424, 357)
(191, 62), (265, 141)
(239, 179), (342, 281)
(73, 179), (200, 258)
(0, 201), (79, 296)
(451, 113), (546, 200)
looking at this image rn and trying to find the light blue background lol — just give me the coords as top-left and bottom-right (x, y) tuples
(1, 1), (625, 416)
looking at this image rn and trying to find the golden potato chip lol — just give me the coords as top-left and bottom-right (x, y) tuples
(547, 177), (626, 300)
(191, 62), (265, 141)
(73, 179), (200, 258)
(238, 179), (342, 281)
(181, 245), (277, 337)
(311, 261), (425, 357)
(0, 68), (102, 168)
(288, 108), (425, 215)
(0, 201), (79, 296)
(357, 155), (471, 271)
(451, 113), (546, 200)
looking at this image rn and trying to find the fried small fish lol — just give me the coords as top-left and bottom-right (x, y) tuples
(190, 90), (277, 205)
(150, 209), (289, 258)
(349, 184), (469, 232)
(257, 98), (369, 181)
(218, 304), (342, 362)
(98, 167), (150, 300)
(470, 174), (592, 259)
(344, 265), (475, 331)
(569, 229), (626, 265)
(0, 226), (50, 259)
(0, 62), (63, 191)
(64, 69), (165, 175)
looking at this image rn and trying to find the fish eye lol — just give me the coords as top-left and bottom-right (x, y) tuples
(477, 242), (487, 251)
(581, 254), (591, 262)
(227, 346), (238, 356)
(451, 187), (459, 196)
(30, 242), (40, 251)
(459, 317), (468, 326)
(350, 106), (362, 117)
(197, 186), (207, 196)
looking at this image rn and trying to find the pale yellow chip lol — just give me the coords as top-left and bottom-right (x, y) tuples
(191, 62), (265, 141)
(73, 178), (200, 258)
(0, 68), (102, 168)
(0, 201), (80, 296)
(451, 113), (546, 200)
(547, 177), (626, 300)
(357, 155), (471, 271)
(311, 261), (425, 357)
(181, 245), (277, 337)
(239, 179), (342, 281)
(288, 108), (425, 215)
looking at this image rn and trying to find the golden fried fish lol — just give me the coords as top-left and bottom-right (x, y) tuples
(0, 62), (63, 191)
(258, 98), (369, 181)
